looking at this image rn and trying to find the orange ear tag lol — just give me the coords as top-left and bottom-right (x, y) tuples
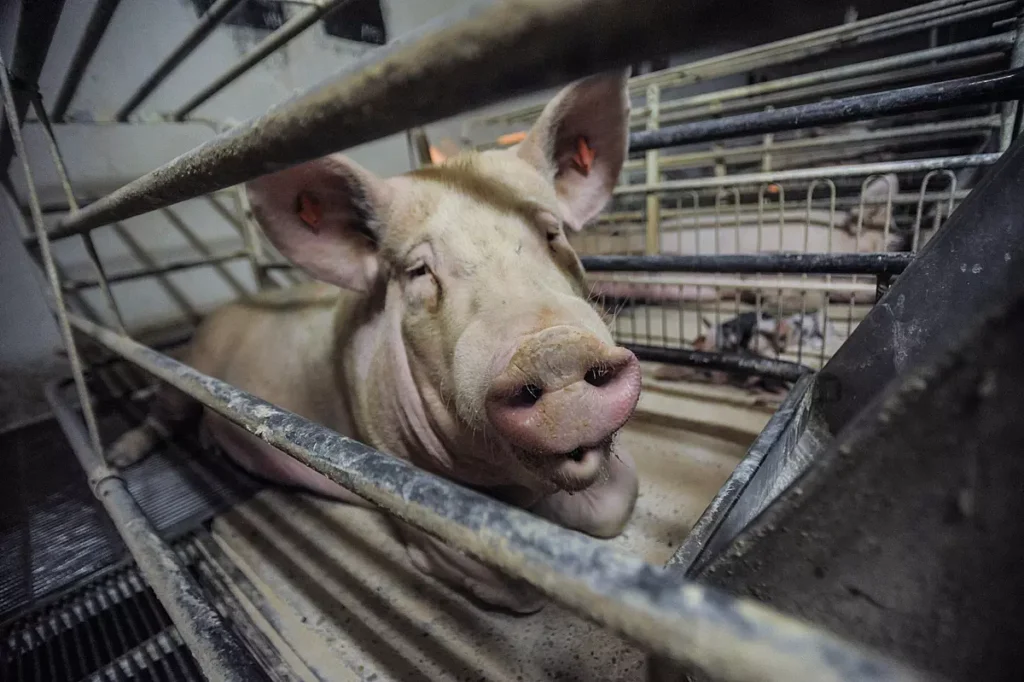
(571, 136), (595, 176)
(297, 191), (322, 233)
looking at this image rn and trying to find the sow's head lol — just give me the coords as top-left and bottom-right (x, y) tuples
(246, 71), (641, 493)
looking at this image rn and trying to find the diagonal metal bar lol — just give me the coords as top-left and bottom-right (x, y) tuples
(114, 0), (247, 121)
(50, 0), (122, 122)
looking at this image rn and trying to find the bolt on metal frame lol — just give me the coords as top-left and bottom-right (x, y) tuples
(4, 0), (1024, 679)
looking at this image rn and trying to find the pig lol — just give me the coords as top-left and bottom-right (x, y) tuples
(107, 71), (642, 614)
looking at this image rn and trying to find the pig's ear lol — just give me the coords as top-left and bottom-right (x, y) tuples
(517, 69), (630, 231)
(245, 154), (390, 292)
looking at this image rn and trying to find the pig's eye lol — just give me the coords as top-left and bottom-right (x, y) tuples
(406, 263), (430, 279)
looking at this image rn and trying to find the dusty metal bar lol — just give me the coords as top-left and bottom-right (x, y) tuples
(631, 68), (1024, 153)
(0, 54), (104, 457)
(171, 0), (353, 121)
(29, 95), (128, 333)
(48, 0), (909, 240)
(478, 0), (1015, 125)
(621, 116), (1001, 174)
(64, 312), (922, 682)
(62, 251), (249, 291)
(50, 0), (122, 122)
(627, 344), (811, 382)
(615, 154), (1001, 195)
(44, 381), (265, 682)
(113, 0), (247, 121)
(581, 253), (913, 275)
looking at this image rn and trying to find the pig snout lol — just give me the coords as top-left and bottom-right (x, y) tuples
(485, 326), (641, 485)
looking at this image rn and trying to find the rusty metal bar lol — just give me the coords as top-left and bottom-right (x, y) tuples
(64, 311), (924, 682)
(50, 0), (123, 122)
(0, 54), (104, 458)
(44, 380), (265, 682)
(170, 0), (354, 121)
(47, 0), (908, 240)
(114, 0), (247, 121)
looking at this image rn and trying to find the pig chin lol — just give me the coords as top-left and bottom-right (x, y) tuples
(511, 436), (617, 493)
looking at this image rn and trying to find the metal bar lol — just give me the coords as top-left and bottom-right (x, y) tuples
(630, 69), (1024, 153)
(477, 0), (1015, 125)
(628, 344), (811, 382)
(1001, 12), (1024, 150)
(0, 54), (104, 457)
(50, 0), (122, 122)
(644, 85), (660, 255)
(615, 154), (1001, 195)
(44, 382), (265, 682)
(0, 0), (66, 173)
(109, 223), (202, 325)
(621, 116), (1002, 173)
(62, 251), (249, 291)
(636, 32), (1017, 121)
(48, 0), (910, 240)
(171, 0), (353, 121)
(113, 0), (247, 121)
(581, 253), (913, 275)
(28, 94), (128, 333)
(160, 208), (250, 296)
(63, 312), (921, 682)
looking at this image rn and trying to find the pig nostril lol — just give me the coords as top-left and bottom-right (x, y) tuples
(584, 365), (615, 388)
(508, 384), (543, 407)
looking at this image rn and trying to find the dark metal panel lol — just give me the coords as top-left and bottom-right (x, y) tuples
(818, 118), (1024, 433)
(697, 283), (1024, 681)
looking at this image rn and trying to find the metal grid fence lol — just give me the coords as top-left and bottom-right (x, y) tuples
(3, 0), (1023, 680)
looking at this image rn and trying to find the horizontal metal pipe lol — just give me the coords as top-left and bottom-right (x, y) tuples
(62, 251), (249, 290)
(581, 253), (912, 276)
(50, 0), (122, 122)
(48, 0), (922, 240)
(615, 154), (1001, 195)
(621, 116), (1001, 173)
(45, 380), (266, 682)
(589, 274), (878, 295)
(626, 344), (811, 382)
(478, 0), (1015, 125)
(634, 32), (1017, 121)
(630, 69), (1024, 153)
(171, 0), (351, 121)
(66, 312), (922, 682)
(114, 0), (247, 121)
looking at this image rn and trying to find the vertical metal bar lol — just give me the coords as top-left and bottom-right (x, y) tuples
(644, 84), (661, 255)
(0, 56), (105, 456)
(28, 95), (127, 333)
(114, 0), (248, 121)
(171, 0), (353, 121)
(50, 0), (122, 122)
(230, 186), (274, 289)
(1000, 13), (1024, 151)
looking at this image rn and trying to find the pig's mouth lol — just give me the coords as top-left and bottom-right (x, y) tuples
(514, 435), (615, 493)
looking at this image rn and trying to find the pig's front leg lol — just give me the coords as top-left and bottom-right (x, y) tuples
(530, 447), (638, 538)
(396, 522), (545, 614)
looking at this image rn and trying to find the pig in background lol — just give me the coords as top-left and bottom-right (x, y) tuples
(108, 72), (642, 614)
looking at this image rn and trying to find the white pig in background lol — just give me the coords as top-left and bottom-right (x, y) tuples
(109, 71), (641, 614)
